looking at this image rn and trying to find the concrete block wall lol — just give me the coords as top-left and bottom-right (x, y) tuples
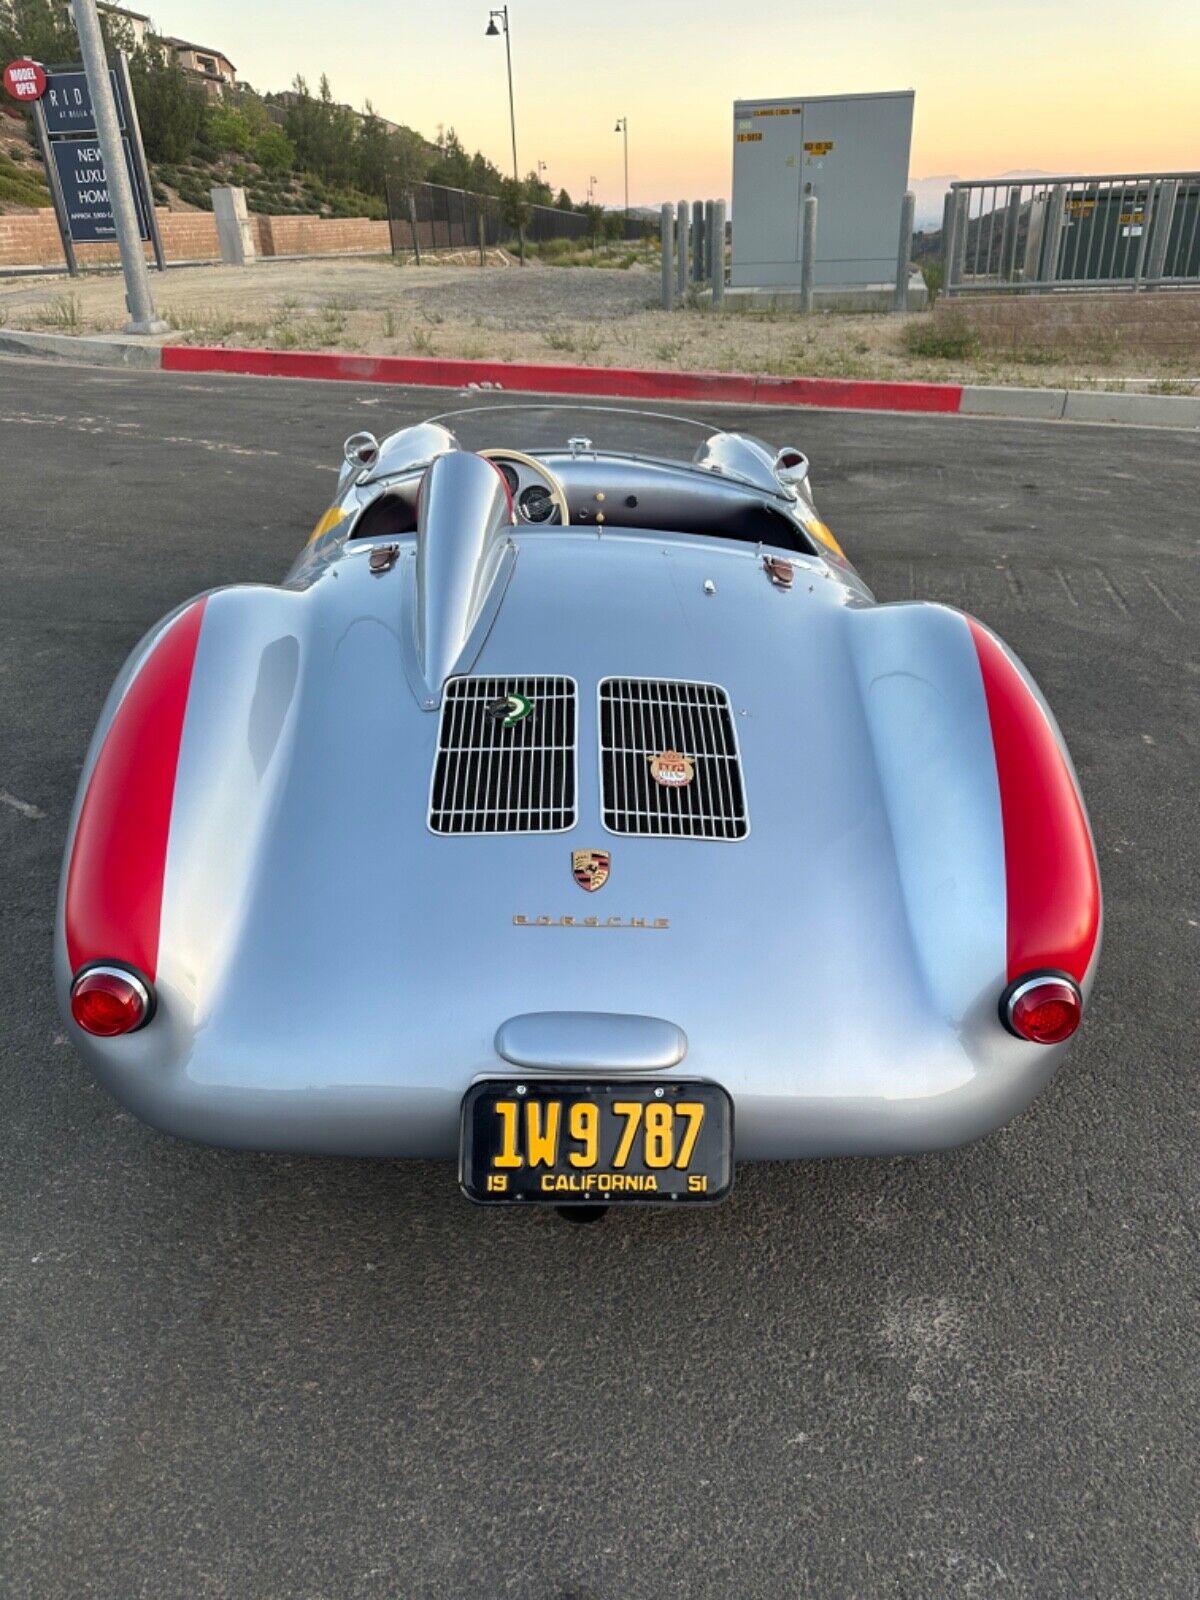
(0, 208), (221, 267)
(0, 209), (390, 268)
(935, 289), (1200, 357)
(255, 215), (390, 257)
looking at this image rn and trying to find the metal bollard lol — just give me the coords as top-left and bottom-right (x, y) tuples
(947, 188), (966, 292)
(800, 194), (817, 313)
(676, 200), (688, 300)
(1039, 184), (1066, 283)
(945, 188), (968, 290)
(999, 186), (1021, 282)
(1144, 178), (1179, 288)
(692, 199), (704, 282)
(704, 199), (715, 282)
(660, 203), (673, 309)
(712, 199), (726, 308)
(893, 189), (915, 312)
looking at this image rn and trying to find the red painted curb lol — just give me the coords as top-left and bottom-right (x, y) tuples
(161, 345), (964, 414)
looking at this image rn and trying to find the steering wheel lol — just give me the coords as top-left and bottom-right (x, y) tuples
(479, 448), (570, 526)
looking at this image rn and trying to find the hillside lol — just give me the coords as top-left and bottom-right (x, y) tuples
(0, 115), (52, 210)
(0, 108), (386, 220)
(148, 151), (385, 220)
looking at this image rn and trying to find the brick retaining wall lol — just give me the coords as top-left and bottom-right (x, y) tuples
(0, 208), (391, 268)
(935, 290), (1200, 357)
(254, 215), (391, 256)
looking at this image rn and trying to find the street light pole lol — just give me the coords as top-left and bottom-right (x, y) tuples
(614, 117), (628, 230)
(486, 6), (524, 264)
(71, 0), (165, 332)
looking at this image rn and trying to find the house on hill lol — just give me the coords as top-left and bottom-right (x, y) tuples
(95, 4), (153, 48)
(161, 37), (237, 100)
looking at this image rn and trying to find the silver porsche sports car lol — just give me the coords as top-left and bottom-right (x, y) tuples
(57, 404), (1100, 1208)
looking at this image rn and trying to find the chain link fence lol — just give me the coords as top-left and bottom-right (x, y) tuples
(385, 180), (656, 257)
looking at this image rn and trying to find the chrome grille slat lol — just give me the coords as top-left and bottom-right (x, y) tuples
(599, 678), (748, 841)
(430, 676), (576, 834)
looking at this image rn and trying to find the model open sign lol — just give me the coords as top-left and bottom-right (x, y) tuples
(3, 58), (47, 100)
(52, 137), (149, 242)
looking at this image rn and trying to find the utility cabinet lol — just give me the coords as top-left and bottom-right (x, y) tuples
(731, 91), (914, 288)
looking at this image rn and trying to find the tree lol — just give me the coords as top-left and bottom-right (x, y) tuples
(386, 126), (430, 202)
(355, 104), (391, 196)
(283, 74), (357, 189)
(555, 188), (574, 211)
(525, 169), (552, 207)
(0, 0), (80, 64)
(582, 202), (604, 248)
(427, 126), (473, 191)
(252, 126), (294, 174)
(205, 106), (251, 154)
(467, 150), (503, 197)
(126, 45), (206, 164)
(499, 175), (531, 234)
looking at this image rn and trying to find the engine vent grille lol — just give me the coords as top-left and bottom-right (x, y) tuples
(599, 678), (748, 840)
(430, 676), (577, 834)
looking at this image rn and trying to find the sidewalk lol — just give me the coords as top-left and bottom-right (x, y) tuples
(4, 325), (1199, 428)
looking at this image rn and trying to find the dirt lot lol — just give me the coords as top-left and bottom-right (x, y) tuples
(2, 255), (1196, 391)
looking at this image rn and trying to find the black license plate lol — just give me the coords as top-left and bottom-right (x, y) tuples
(460, 1080), (734, 1205)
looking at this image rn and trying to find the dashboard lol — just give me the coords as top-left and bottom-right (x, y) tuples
(346, 448), (814, 555)
(491, 457), (560, 524)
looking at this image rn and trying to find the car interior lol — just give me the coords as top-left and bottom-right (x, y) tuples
(347, 452), (818, 554)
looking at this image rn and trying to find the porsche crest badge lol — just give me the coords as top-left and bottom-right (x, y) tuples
(649, 750), (695, 788)
(572, 849), (611, 892)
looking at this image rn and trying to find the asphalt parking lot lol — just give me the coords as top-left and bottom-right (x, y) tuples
(2, 357), (1197, 1600)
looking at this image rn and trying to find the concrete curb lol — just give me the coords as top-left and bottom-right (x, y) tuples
(2, 327), (1198, 426)
(1060, 389), (1200, 427)
(960, 385), (1069, 420)
(0, 328), (168, 367)
(160, 345), (965, 413)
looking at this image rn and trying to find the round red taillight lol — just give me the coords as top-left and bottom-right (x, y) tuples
(1002, 974), (1082, 1044)
(70, 966), (152, 1037)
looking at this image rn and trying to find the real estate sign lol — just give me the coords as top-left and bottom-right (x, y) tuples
(51, 136), (149, 242)
(40, 67), (126, 135)
(21, 53), (162, 273)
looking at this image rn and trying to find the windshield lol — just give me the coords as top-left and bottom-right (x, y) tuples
(425, 400), (713, 456)
(343, 399), (813, 553)
(423, 400), (764, 477)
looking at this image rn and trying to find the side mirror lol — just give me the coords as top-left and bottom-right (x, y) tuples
(774, 447), (810, 494)
(343, 431), (380, 471)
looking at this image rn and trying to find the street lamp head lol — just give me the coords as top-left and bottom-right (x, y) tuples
(485, 11), (504, 35)
(614, 119), (624, 133)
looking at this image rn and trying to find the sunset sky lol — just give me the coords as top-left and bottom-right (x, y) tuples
(162, 0), (1200, 206)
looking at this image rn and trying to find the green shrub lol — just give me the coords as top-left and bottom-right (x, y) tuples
(903, 313), (979, 359)
(253, 127), (294, 174)
(0, 168), (52, 207)
(204, 107), (251, 154)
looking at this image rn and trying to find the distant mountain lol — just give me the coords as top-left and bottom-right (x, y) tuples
(910, 170), (1060, 230)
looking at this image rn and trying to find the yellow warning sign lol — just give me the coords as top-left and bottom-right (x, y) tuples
(752, 106), (802, 117)
(804, 140), (834, 155)
(1119, 212), (1145, 225)
(736, 132), (763, 143)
